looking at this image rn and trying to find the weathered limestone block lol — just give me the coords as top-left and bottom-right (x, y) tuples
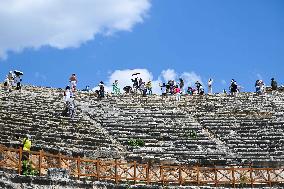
(47, 168), (69, 181)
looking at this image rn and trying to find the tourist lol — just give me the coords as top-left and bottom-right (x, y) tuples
(8, 71), (15, 87)
(255, 80), (261, 94)
(14, 74), (22, 90)
(123, 86), (132, 94)
(186, 87), (193, 95)
(255, 80), (265, 95)
(179, 78), (184, 94)
(98, 81), (105, 99)
(146, 81), (152, 95)
(169, 80), (175, 94)
(195, 81), (202, 94)
(230, 79), (238, 96)
(174, 85), (181, 101)
(160, 83), (167, 98)
(112, 80), (121, 95)
(139, 78), (143, 87)
(67, 99), (75, 118)
(208, 78), (213, 94)
(200, 86), (205, 95)
(63, 86), (72, 102)
(271, 78), (277, 91)
(3, 76), (10, 91)
(21, 134), (32, 175)
(69, 74), (77, 92)
(82, 86), (90, 92)
(22, 134), (32, 161)
(165, 82), (170, 94)
(140, 82), (147, 97)
(131, 77), (139, 93)
(259, 80), (266, 94)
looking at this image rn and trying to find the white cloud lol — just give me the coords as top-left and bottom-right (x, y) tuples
(93, 68), (162, 94)
(180, 71), (203, 88)
(99, 68), (203, 94)
(108, 68), (154, 88)
(0, 0), (151, 59)
(161, 69), (177, 81)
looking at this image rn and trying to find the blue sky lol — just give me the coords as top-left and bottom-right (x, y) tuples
(0, 0), (283, 93)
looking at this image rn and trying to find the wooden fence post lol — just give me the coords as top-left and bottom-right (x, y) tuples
(133, 161), (137, 185)
(18, 147), (22, 175)
(58, 153), (62, 168)
(267, 168), (271, 187)
(2, 146), (284, 187)
(146, 161), (150, 185)
(77, 156), (81, 180)
(115, 159), (118, 184)
(179, 165), (182, 186)
(39, 150), (43, 176)
(160, 164), (164, 185)
(250, 165), (253, 188)
(97, 160), (100, 181)
(232, 167), (235, 188)
(197, 165), (200, 186)
(214, 167), (218, 187)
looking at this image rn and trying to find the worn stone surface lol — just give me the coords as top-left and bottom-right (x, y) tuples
(1, 85), (284, 187)
(0, 85), (284, 166)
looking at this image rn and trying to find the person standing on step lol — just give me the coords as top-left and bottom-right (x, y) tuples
(146, 81), (152, 95)
(98, 81), (105, 99)
(208, 78), (213, 94)
(8, 71), (15, 87)
(195, 81), (202, 94)
(131, 77), (139, 94)
(63, 86), (72, 102)
(174, 85), (181, 101)
(3, 76), (10, 91)
(179, 78), (184, 94)
(22, 134), (31, 161)
(21, 134), (32, 175)
(259, 80), (266, 94)
(255, 80), (261, 94)
(271, 78), (277, 91)
(160, 83), (167, 98)
(140, 82), (147, 97)
(69, 73), (77, 92)
(112, 80), (120, 95)
(230, 79), (238, 96)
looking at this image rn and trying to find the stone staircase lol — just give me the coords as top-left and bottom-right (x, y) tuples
(0, 86), (120, 158)
(1, 85), (284, 166)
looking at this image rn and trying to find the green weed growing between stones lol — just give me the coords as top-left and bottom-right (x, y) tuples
(127, 138), (145, 147)
(22, 160), (39, 176)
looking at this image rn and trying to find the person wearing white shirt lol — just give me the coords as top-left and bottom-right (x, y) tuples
(208, 78), (213, 94)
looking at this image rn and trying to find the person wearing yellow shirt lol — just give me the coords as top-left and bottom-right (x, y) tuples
(146, 81), (152, 95)
(22, 134), (31, 161)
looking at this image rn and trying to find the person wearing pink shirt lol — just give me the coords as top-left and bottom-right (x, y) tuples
(174, 85), (181, 101)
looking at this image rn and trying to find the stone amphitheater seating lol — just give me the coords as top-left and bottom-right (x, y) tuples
(0, 85), (284, 166)
(0, 86), (120, 158)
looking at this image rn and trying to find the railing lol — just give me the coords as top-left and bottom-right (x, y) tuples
(0, 146), (283, 187)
